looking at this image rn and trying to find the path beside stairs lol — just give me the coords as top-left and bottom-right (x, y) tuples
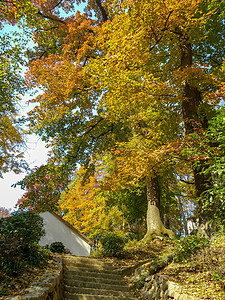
(63, 255), (137, 300)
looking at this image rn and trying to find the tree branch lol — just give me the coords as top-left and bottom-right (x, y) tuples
(149, 10), (173, 51)
(37, 11), (66, 24)
(51, 0), (64, 11)
(180, 179), (195, 185)
(95, 0), (108, 22)
(35, 26), (59, 32)
(66, 117), (105, 163)
(90, 123), (113, 140)
(39, 50), (47, 59)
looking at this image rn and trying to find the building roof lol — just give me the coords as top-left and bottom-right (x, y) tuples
(51, 212), (94, 246)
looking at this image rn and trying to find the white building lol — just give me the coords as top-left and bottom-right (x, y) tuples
(39, 212), (93, 256)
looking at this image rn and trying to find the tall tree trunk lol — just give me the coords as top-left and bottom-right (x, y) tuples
(144, 174), (174, 239)
(180, 35), (213, 223)
(180, 36), (208, 133)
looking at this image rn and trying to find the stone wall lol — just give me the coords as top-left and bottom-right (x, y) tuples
(6, 258), (63, 300)
(141, 274), (202, 300)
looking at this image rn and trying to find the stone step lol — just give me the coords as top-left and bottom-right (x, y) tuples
(64, 265), (120, 275)
(64, 269), (120, 281)
(63, 256), (113, 269)
(64, 274), (124, 285)
(64, 286), (133, 297)
(63, 262), (114, 271)
(63, 256), (137, 300)
(64, 293), (136, 300)
(63, 255), (111, 263)
(64, 279), (130, 292)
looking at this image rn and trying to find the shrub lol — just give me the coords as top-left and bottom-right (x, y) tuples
(132, 271), (149, 290)
(21, 244), (51, 267)
(174, 235), (210, 262)
(0, 211), (45, 244)
(100, 232), (125, 257)
(90, 246), (102, 257)
(0, 288), (9, 296)
(0, 211), (48, 276)
(123, 232), (136, 243)
(0, 237), (24, 276)
(49, 241), (65, 253)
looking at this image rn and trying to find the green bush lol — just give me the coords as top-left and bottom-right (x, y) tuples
(0, 211), (45, 244)
(123, 232), (136, 243)
(174, 235), (210, 262)
(90, 246), (102, 257)
(0, 237), (24, 276)
(132, 271), (149, 290)
(21, 244), (51, 266)
(0, 238), (21, 261)
(0, 259), (24, 277)
(49, 241), (65, 253)
(0, 211), (48, 276)
(100, 232), (125, 257)
(0, 288), (9, 296)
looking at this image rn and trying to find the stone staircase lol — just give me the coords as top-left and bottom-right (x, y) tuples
(63, 255), (137, 300)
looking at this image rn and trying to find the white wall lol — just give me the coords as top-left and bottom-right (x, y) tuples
(39, 212), (90, 256)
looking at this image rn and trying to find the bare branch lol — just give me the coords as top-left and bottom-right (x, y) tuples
(51, 0), (64, 11)
(37, 11), (66, 24)
(95, 0), (108, 22)
(35, 26), (59, 32)
(149, 10), (173, 51)
(180, 179), (195, 185)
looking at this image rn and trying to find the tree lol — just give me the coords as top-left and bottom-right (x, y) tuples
(26, 6), (130, 173)
(185, 107), (225, 224)
(59, 166), (124, 239)
(0, 207), (11, 218)
(0, 31), (27, 176)
(15, 164), (69, 212)
(0, 0), (79, 177)
(106, 145), (177, 238)
(0, 0), (36, 27)
(24, 0), (179, 238)
(23, 0), (225, 238)
(88, 0), (225, 230)
(0, 0), (49, 176)
(103, 183), (147, 237)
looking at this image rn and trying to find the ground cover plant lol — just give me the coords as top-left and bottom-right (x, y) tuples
(0, 211), (52, 297)
(160, 234), (225, 299)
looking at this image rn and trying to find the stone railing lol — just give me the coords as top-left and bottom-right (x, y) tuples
(141, 274), (202, 300)
(6, 258), (64, 300)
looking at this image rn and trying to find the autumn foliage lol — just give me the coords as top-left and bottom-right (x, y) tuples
(2, 0), (225, 238)
(16, 164), (69, 212)
(60, 167), (111, 239)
